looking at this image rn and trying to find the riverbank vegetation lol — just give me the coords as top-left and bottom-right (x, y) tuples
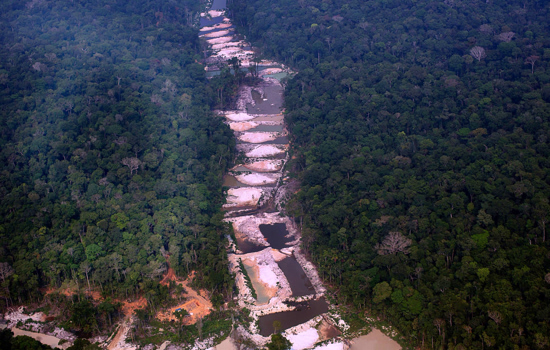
(0, 0), (237, 337)
(231, 0), (550, 348)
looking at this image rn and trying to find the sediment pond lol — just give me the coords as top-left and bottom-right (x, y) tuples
(277, 257), (315, 297)
(259, 223), (293, 249)
(258, 298), (329, 336)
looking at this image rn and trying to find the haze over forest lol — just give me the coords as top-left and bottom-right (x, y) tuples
(1, 0), (550, 349)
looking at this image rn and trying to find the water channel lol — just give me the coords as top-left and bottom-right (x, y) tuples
(200, 0), (401, 349)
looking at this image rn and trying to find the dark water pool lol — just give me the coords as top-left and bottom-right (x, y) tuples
(247, 86), (283, 115)
(258, 298), (328, 336)
(200, 16), (224, 27)
(259, 223), (293, 249)
(211, 0), (227, 10)
(223, 174), (248, 188)
(248, 124), (284, 132)
(277, 257), (314, 297)
(236, 236), (265, 254)
(265, 136), (289, 145)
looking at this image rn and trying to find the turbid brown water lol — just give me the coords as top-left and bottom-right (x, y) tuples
(235, 236), (265, 254)
(223, 174), (249, 188)
(259, 223), (293, 249)
(244, 264), (272, 304)
(277, 257), (314, 297)
(258, 298), (329, 336)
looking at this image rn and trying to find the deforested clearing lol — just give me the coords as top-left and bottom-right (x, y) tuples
(245, 159), (284, 172)
(224, 187), (263, 207)
(286, 328), (319, 350)
(11, 328), (63, 349)
(313, 343), (345, 350)
(200, 30), (232, 38)
(236, 173), (278, 186)
(245, 145), (285, 158)
(207, 9), (224, 17)
(212, 41), (245, 50)
(200, 23), (232, 31)
(238, 132), (278, 143)
(229, 121), (259, 131)
(223, 112), (255, 121)
(206, 36), (234, 45)
(214, 49), (254, 60)
(261, 68), (283, 75)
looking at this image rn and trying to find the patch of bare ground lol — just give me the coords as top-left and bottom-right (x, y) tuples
(155, 270), (213, 325)
(317, 317), (342, 342)
(244, 159), (284, 172)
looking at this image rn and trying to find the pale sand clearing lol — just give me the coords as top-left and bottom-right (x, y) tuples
(349, 329), (401, 350)
(236, 173), (279, 186)
(12, 328), (63, 349)
(207, 9), (224, 17)
(201, 30), (232, 38)
(245, 145), (285, 158)
(224, 187), (263, 207)
(245, 160), (284, 172)
(212, 41), (245, 50)
(287, 328), (319, 350)
(238, 132), (278, 143)
(200, 23), (233, 31)
(213, 48), (243, 55)
(271, 248), (290, 262)
(313, 343), (344, 350)
(215, 337), (237, 350)
(261, 68), (284, 75)
(224, 112), (255, 121)
(207, 36), (234, 45)
(214, 50), (255, 60)
(229, 121), (259, 131)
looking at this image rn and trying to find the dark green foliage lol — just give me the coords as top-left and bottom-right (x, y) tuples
(231, 0), (550, 348)
(238, 258), (257, 299)
(0, 0), (234, 320)
(266, 333), (291, 350)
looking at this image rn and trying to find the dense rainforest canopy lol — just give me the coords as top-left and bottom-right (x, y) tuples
(230, 0), (550, 348)
(0, 0), (237, 322)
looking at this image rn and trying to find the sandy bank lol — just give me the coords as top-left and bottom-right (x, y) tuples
(12, 328), (66, 349)
(224, 187), (263, 208)
(236, 173), (279, 186)
(200, 30), (233, 38)
(223, 112), (255, 121)
(206, 36), (234, 45)
(349, 329), (401, 350)
(200, 23), (233, 32)
(229, 121), (259, 131)
(245, 145), (286, 158)
(244, 159), (284, 172)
